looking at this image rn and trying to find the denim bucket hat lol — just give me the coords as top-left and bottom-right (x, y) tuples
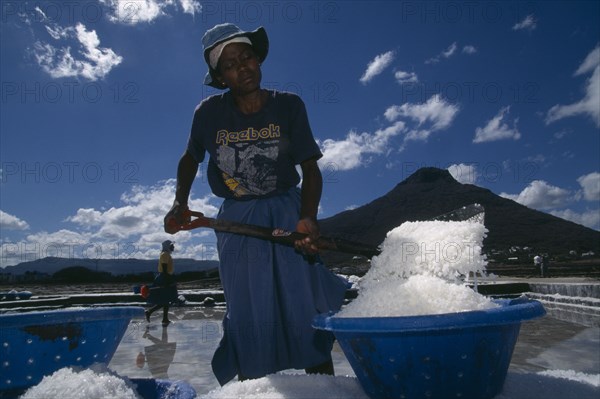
(202, 23), (269, 89)
(162, 240), (174, 252)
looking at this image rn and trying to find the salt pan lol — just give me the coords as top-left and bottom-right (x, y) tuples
(199, 371), (600, 399)
(538, 369), (600, 387)
(338, 218), (498, 317)
(20, 367), (140, 399)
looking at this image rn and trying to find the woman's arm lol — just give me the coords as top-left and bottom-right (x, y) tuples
(164, 151), (200, 233)
(295, 157), (322, 254)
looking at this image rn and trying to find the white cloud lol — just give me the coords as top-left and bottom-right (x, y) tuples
(33, 6), (48, 21)
(386, 94), (460, 143)
(447, 164), (479, 184)
(473, 106), (521, 143)
(320, 96), (459, 169)
(66, 179), (219, 240)
(0, 210), (30, 231)
(546, 46), (600, 127)
(425, 42), (457, 64)
(100, 0), (162, 24)
(550, 208), (600, 230)
(394, 70), (418, 84)
(360, 51), (395, 84)
(99, 0), (201, 25)
(512, 15), (537, 31)
(67, 208), (103, 227)
(462, 45), (477, 54)
(178, 0), (202, 15)
(575, 45), (600, 76)
(552, 129), (572, 140)
(318, 134), (366, 171)
(577, 172), (600, 201)
(75, 23), (122, 77)
(499, 173), (600, 230)
(45, 25), (70, 40)
(318, 122), (406, 171)
(320, 96), (459, 171)
(33, 23), (122, 81)
(25, 1), (198, 81)
(1, 180), (221, 267)
(442, 42), (458, 58)
(500, 180), (572, 210)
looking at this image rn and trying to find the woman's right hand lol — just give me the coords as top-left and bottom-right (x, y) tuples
(164, 201), (191, 234)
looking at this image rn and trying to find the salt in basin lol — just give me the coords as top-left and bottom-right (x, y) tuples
(313, 296), (546, 399)
(0, 306), (143, 395)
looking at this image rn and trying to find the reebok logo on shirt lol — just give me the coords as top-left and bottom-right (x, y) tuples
(216, 124), (281, 146)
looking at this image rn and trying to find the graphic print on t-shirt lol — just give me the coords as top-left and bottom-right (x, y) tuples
(215, 124), (281, 197)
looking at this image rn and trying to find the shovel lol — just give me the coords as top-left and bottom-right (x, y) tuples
(166, 203), (484, 259)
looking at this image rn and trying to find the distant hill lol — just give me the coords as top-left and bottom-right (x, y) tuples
(319, 167), (600, 265)
(2, 257), (218, 276)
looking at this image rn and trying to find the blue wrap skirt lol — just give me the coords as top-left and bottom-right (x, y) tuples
(210, 188), (348, 385)
(146, 273), (178, 306)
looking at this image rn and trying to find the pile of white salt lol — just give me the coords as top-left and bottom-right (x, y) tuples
(337, 218), (499, 318)
(20, 367), (140, 399)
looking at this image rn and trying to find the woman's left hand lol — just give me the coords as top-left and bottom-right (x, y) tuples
(295, 217), (320, 255)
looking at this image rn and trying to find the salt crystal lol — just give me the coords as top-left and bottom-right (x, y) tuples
(20, 367), (140, 399)
(337, 275), (497, 317)
(201, 373), (367, 399)
(337, 219), (498, 317)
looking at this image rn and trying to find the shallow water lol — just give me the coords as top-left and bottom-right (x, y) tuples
(108, 307), (600, 397)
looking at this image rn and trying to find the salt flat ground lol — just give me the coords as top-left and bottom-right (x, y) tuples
(109, 306), (599, 398)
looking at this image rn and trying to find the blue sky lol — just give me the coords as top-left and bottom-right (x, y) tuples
(1, 0), (599, 268)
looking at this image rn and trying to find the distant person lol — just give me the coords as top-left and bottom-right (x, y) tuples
(534, 255), (542, 276)
(163, 23), (347, 385)
(145, 240), (177, 326)
(541, 255), (549, 278)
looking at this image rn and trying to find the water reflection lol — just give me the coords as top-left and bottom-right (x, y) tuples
(136, 326), (177, 379)
(513, 316), (599, 374)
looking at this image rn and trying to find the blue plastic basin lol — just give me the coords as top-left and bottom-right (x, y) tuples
(0, 306), (144, 394)
(313, 297), (545, 399)
(131, 378), (197, 399)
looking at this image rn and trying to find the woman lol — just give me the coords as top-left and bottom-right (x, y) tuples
(145, 240), (176, 327)
(164, 23), (347, 385)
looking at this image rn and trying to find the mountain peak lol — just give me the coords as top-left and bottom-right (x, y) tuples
(319, 166), (600, 267)
(401, 167), (457, 185)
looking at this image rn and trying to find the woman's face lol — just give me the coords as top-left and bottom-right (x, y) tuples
(216, 42), (262, 95)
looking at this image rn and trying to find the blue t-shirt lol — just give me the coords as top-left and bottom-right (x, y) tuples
(187, 90), (322, 199)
